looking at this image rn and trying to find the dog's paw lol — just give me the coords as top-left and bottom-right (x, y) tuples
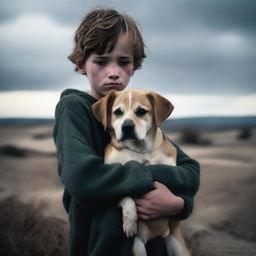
(119, 197), (138, 237)
(123, 212), (138, 237)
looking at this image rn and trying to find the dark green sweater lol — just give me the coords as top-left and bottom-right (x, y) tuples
(53, 89), (200, 256)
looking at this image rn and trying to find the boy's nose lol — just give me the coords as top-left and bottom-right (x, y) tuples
(107, 63), (120, 80)
(109, 73), (119, 80)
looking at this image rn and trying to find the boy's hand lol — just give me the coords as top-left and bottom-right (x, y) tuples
(134, 181), (184, 220)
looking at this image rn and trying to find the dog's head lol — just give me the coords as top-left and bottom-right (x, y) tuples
(92, 89), (174, 141)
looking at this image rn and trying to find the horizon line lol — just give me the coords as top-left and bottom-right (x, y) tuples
(1, 115), (256, 120)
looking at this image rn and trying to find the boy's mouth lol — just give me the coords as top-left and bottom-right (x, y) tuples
(104, 83), (122, 89)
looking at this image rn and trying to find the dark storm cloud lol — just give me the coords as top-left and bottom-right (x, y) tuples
(0, 0), (255, 94)
(135, 28), (256, 95)
(1, 0), (256, 32)
(0, 0), (126, 25)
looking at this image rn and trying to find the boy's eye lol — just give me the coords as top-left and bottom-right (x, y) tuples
(113, 108), (123, 116)
(135, 108), (148, 117)
(119, 60), (131, 67)
(94, 60), (107, 66)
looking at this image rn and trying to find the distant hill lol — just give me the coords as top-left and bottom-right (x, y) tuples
(0, 118), (54, 126)
(161, 116), (256, 132)
(0, 116), (256, 132)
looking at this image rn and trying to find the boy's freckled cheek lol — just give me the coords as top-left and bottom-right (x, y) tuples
(125, 68), (133, 76)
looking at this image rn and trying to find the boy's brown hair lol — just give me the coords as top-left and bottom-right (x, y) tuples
(68, 8), (146, 72)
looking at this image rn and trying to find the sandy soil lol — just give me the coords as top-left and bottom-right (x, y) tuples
(0, 124), (255, 255)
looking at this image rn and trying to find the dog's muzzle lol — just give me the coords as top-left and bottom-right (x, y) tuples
(121, 119), (137, 141)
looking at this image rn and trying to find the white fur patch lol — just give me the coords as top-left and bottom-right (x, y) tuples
(119, 197), (138, 237)
(129, 91), (132, 108)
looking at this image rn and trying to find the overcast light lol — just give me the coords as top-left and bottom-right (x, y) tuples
(0, 0), (255, 117)
(0, 91), (255, 118)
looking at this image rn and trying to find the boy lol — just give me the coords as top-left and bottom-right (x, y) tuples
(53, 8), (200, 256)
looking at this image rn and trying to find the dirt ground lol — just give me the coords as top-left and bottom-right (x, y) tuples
(0, 124), (255, 255)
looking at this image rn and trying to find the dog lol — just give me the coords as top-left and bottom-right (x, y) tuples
(92, 89), (190, 256)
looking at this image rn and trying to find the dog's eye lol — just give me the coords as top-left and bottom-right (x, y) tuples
(135, 108), (148, 117)
(113, 108), (123, 116)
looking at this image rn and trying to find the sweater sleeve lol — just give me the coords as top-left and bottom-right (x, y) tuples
(146, 142), (200, 220)
(53, 97), (154, 209)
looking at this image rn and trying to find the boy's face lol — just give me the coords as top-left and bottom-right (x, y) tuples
(80, 33), (134, 99)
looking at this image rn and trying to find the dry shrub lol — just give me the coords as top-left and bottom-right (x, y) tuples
(0, 197), (68, 256)
(237, 128), (253, 140)
(181, 125), (201, 144)
(0, 145), (56, 158)
(180, 125), (212, 146)
(0, 145), (27, 157)
(33, 132), (53, 140)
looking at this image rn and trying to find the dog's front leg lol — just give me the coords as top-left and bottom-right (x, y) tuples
(119, 197), (138, 237)
(133, 237), (147, 256)
(164, 234), (185, 256)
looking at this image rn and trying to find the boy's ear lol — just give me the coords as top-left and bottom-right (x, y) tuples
(91, 91), (116, 130)
(77, 64), (87, 75)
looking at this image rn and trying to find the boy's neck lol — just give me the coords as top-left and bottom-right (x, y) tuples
(89, 90), (102, 100)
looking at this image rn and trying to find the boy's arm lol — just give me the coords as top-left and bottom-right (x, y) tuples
(53, 97), (154, 209)
(174, 141), (199, 220)
(145, 142), (200, 220)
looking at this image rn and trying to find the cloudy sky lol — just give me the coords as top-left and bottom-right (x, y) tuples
(0, 0), (255, 118)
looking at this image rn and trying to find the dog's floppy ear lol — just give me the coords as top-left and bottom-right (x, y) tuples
(146, 92), (174, 126)
(91, 91), (116, 130)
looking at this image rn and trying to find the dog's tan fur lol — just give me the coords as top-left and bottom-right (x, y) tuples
(92, 89), (190, 256)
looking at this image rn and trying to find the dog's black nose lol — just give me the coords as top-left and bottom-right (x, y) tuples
(122, 119), (135, 133)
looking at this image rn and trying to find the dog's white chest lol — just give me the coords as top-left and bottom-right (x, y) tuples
(105, 147), (175, 166)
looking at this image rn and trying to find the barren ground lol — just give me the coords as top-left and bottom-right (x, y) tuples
(0, 124), (255, 255)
